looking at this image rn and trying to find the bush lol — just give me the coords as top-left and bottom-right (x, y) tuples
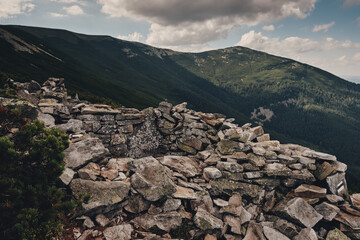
(0, 120), (74, 240)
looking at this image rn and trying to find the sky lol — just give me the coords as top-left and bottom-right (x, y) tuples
(0, 0), (360, 83)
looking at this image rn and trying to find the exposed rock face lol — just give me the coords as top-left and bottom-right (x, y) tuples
(4, 78), (359, 240)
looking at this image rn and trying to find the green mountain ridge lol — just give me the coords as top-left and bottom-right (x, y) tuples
(0, 24), (359, 190)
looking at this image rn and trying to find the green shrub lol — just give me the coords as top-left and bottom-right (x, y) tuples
(0, 120), (74, 240)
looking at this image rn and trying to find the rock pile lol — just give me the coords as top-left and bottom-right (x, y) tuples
(2, 78), (360, 240)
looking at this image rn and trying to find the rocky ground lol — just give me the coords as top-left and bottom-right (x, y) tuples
(1, 78), (360, 240)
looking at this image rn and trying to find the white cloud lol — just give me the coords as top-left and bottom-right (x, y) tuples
(117, 32), (143, 42)
(262, 25), (275, 31)
(63, 5), (84, 15)
(97, 0), (317, 47)
(0, 0), (35, 19)
(236, 30), (360, 79)
(344, 0), (360, 7)
(51, 0), (86, 4)
(49, 12), (67, 18)
(312, 21), (335, 33)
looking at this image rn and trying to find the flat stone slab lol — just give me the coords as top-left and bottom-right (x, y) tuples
(64, 138), (109, 169)
(302, 149), (337, 161)
(160, 155), (200, 177)
(273, 197), (323, 228)
(70, 179), (130, 212)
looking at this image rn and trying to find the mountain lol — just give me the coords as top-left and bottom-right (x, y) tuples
(0, 25), (359, 190)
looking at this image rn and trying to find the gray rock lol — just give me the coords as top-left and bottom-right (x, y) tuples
(70, 179), (130, 212)
(265, 163), (292, 177)
(326, 173), (348, 197)
(263, 226), (290, 240)
(158, 101), (173, 115)
(172, 185), (197, 199)
(213, 198), (229, 207)
(203, 167), (222, 180)
(59, 167), (75, 185)
(274, 218), (299, 238)
(37, 112), (55, 127)
(162, 198), (182, 212)
(57, 119), (83, 133)
(224, 215), (241, 234)
(160, 155), (200, 177)
(129, 157), (176, 201)
(124, 195), (150, 214)
(193, 208), (223, 230)
(243, 221), (266, 240)
(211, 178), (263, 198)
(64, 138), (109, 169)
(216, 161), (243, 173)
(78, 162), (100, 180)
(273, 198), (323, 228)
(314, 202), (340, 221)
(294, 184), (327, 198)
(293, 228), (318, 240)
(326, 228), (351, 240)
(95, 214), (110, 227)
(103, 224), (133, 240)
(302, 150), (337, 161)
(131, 212), (182, 232)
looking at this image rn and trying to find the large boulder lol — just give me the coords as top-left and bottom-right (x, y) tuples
(103, 224), (133, 240)
(129, 156), (177, 201)
(70, 179), (130, 212)
(131, 212), (182, 232)
(193, 208), (223, 230)
(64, 138), (109, 169)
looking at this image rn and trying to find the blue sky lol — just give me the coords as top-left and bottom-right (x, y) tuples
(0, 0), (360, 83)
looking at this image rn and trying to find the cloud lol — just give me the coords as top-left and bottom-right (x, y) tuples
(63, 5), (84, 15)
(262, 25), (275, 31)
(97, 0), (317, 47)
(51, 0), (87, 6)
(0, 0), (35, 18)
(117, 32), (143, 42)
(236, 31), (359, 55)
(354, 52), (360, 61)
(344, 0), (360, 7)
(49, 12), (67, 18)
(312, 21), (335, 33)
(357, 17), (360, 27)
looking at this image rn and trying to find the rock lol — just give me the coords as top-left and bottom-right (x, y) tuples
(158, 101), (172, 115)
(101, 169), (119, 180)
(213, 198), (229, 207)
(244, 172), (263, 179)
(326, 173), (348, 197)
(56, 119), (83, 133)
(160, 155), (200, 177)
(257, 134), (270, 142)
(273, 198), (323, 228)
(239, 207), (252, 224)
(293, 228), (318, 240)
(132, 212), (182, 232)
(59, 167), (75, 185)
(302, 150), (337, 161)
(326, 228), (351, 240)
(107, 158), (132, 172)
(263, 190), (276, 212)
(70, 179), (130, 212)
(177, 142), (197, 154)
(129, 157), (177, 201)
(182, 136), (203, 150)
(331, 161), (347, 172)
(253, 140), (280, 152)
(211, 179), (263, 198)
(326, 194), (344, 204)
(191, 190), (214, 213)
(204, 234), (218, 240)
(124, 195), (150, 214)
(162, 198), (182, 212)
(172, 185), (197, 199)
(351, 194), (360, 210)
(95, 214), (110, 227)
(243, 221), (266, 240)
(274, 218), (299, 238)
(77, 229), (93, 240)
(78, 162), (100, 180)
(37, 112), (55, 127)
(203, 167), (222, 180)
(217, 140), (241, 155)
(228, 193), (242, 207)
(103, 224), (133, 240)
(64, 138), (109, 169)
(265, 163), (292, 177)
(335, 210), (360, 230)
(294, 184), (327, 198)
(290, 169), (316, 182)
(224, 215), (242, 234)
(247, 153), (266, 167)
(193, 208), (223, 230)
(248, 126), (265, 141)
(216, 161), (243, 173)
(314, 162), (336, 180)
(79, 215), (95, 229)
(315, 202), (340, 221)
(263, 226), (290, 240)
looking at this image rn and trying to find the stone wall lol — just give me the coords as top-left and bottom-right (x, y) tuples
(4, 78), (360, 240)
